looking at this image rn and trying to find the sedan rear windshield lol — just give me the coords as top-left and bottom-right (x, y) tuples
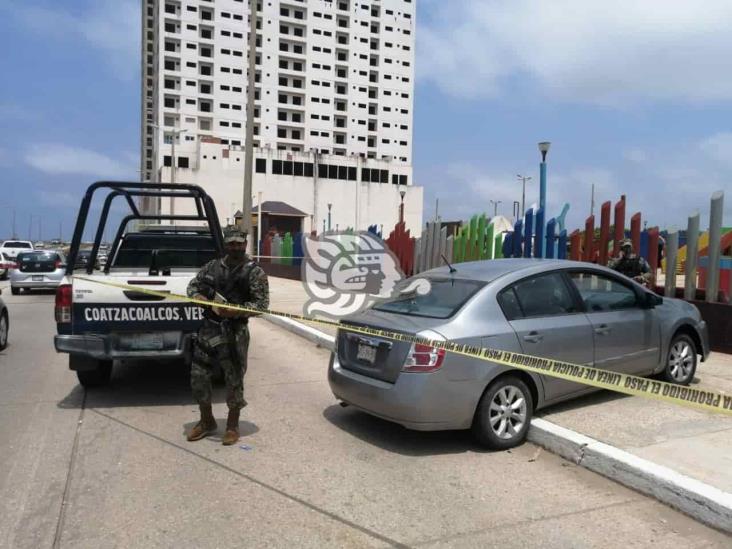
(3, 241), (32, 248)
(373, 277), (484, 319)
(18, 252), (60, 262)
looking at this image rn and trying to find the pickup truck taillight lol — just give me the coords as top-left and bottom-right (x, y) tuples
(55, 284), (72, 323)
(402, 343), (446, 373)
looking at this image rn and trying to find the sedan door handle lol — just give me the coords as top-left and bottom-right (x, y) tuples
(523, 332), (543, 343)
(594, 324), (611, 335)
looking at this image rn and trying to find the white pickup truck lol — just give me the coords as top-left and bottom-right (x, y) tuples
(54, 182), (225, 387)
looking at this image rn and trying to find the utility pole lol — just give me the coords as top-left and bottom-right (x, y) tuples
(590, 183), (595, 217)
(241, 0), (258, 252)
(516, 174), (532, 217)
(490, 200), (502, 217)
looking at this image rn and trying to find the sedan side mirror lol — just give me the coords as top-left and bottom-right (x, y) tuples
(643, 292), (663, 308)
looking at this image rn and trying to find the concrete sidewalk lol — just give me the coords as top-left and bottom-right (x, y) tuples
(264, 276), (732, 531)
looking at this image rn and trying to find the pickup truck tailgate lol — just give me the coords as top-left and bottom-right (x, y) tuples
(72, 274), (204, 334)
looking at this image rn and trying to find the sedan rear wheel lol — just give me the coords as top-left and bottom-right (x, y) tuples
(472, 375), (533, 450)
(662, 334), (697, 385)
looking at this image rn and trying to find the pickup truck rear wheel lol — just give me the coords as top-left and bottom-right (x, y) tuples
(74, 359), (113, 388)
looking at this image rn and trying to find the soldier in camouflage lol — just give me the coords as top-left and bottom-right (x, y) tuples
(608, 238), (652, 287)
(186, 226), (269, 445)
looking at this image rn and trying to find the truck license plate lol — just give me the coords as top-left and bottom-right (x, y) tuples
(122, 333), (164, 350)
(357, 343), (377, 364)
(32, 275), (43, 281)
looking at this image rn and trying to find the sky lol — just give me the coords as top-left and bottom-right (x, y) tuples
(0, 0), (730, 242)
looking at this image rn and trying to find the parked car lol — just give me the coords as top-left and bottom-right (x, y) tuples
(328, 259), (709, 450)
(1, 240), (34, 260)
(0, 252), (14, 280)
(10, 250), (67, 294)
(0, 288), (8, 350)
(74, 249), (100, 270)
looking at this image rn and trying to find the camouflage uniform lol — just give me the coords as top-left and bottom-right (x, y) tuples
(187, 253), (269, 411)
(608, 239), (652, 285)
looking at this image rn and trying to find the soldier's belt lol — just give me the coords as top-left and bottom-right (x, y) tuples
(74, 276), (732, 418)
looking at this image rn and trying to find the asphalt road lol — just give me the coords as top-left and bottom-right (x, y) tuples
(0, 282), (729, 548)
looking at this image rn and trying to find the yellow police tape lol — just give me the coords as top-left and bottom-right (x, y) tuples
(74, 276), (732, 417)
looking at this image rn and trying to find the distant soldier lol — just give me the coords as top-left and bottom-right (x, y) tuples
(608, 238), (652, 286)
(186, 226), (269, 445)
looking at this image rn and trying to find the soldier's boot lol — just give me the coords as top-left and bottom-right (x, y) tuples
(187, 404), (217, 442)
(222, 408), (240, 446)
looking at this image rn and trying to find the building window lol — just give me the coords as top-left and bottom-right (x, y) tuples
(177, 156), (189, 168)
(272, 160), (283, 174)
(255, 158), (267, 173)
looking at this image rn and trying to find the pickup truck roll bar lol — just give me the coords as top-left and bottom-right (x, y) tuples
(66, 181), (225, 276)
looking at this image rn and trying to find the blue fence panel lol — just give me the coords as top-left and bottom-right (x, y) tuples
(292, 232), (304, 267)
(513, 220), (524, 258)
(545, 218), (556, 259)
(534, 208), (545, 258)
(557, 230), (568, 260)
(523, 210), (534, 258)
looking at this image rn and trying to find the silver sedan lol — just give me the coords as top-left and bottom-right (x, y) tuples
(10, 250), (67, 294)
(328, 259), (709, 449)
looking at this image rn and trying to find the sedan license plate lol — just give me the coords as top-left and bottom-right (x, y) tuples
(357, 343), (377, 364)
(121, 333), (164, 351)
(32, 275), (43, 281)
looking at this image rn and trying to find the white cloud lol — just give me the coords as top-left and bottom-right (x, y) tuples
(24, 144), (134, 179)
(418, 0), (732, 105)
(698, 132), (732, 168)
(35, 191), (78, 208)
(6, 0), (138, 79)
(623, 148), (647, 164)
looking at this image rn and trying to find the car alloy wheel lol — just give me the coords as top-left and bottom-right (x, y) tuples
(0, 312), (8, 350)
(489, 385), (527, 440)
(665, 335), (696, 385)
(472, 375), (533, 450)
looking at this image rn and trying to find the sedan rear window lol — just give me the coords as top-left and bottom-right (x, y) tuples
(18, 252), (60, 262)
(373, 278), (484, 319)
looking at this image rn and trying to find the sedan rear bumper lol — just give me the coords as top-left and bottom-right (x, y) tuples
(327, 352), (481, 431)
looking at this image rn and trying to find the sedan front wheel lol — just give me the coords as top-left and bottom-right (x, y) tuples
(662, 334), (697, 386)
(472, 375), (533, 450)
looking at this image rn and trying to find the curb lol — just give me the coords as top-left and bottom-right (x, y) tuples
(263, 314), (732, 533)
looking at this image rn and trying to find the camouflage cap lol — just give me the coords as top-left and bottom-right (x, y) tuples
(223, 226), (248, 243)
(620, 238), (633, 248)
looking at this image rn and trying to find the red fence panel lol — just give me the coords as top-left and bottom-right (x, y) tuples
(613, 196), (626, 256)
(599, 201), (611, 265)
(583, 215), (595, 262)
(631, 213), (641, 253)
(569, 230), (582, 261)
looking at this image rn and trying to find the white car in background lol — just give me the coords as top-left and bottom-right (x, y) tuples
(0, 241), (34, 280)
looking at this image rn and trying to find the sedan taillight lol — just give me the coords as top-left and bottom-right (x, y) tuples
(55, 284), (72, 323)
(403, 343), (446, 373)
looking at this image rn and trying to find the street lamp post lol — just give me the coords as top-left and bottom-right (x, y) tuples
(489, 200), (502, 217)
(399, 189), (406, 223)
(327, 203), (332, 231)
(516, 174), (532, 217)
(538, 141), (551, 213)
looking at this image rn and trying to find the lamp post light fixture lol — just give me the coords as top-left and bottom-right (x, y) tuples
(538, 141), (551, 213)
(516, 174), (532, 217)
(327, 203), (332, 231)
